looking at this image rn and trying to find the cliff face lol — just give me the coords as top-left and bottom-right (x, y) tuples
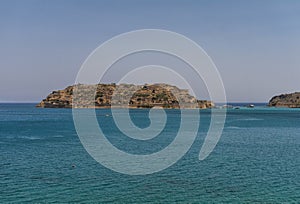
(268, 92), (300, 108)
(37, 83), (214, 109)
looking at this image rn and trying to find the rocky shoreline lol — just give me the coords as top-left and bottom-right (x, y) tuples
(37, 83), (215, 109)
(268, 92), (300, 108)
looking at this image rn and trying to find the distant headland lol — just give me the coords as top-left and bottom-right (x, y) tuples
(268, 92), (300, 108)
(37, 83), (214, 109)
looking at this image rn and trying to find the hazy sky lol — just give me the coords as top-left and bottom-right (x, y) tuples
(1, 0), (300, 102)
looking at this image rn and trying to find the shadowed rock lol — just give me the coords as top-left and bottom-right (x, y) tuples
(268, 92), (300, 108)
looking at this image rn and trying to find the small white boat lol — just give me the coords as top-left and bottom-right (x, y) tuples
(247, 104), (255, 108)
(222, 105), (233, 109)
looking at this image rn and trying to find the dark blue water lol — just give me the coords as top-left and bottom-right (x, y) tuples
(1, 104), (300, 203)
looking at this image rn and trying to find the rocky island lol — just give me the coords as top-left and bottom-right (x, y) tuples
(37, 83), (214, 109)
(268, 92), (300, 108)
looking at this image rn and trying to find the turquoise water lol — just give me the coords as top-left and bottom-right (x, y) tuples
(1, 104), (300, 203)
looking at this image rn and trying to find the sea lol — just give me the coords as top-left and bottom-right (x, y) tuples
(1, 103), (299, 203)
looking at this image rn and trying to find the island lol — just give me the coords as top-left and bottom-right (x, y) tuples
(37, 83), (215, 109)
(268, 92), (300, 108)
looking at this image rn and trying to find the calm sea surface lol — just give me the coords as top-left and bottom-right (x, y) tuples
(1, 103), (299, 203)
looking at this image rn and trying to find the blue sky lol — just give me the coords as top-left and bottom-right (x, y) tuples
(0, 0), (300, 102)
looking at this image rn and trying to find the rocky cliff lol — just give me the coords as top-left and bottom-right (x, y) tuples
(37, 83), (214, 109)
(268, 92), (300, 108)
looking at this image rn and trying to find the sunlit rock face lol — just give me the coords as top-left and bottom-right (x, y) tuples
(37, 83), (214, 109)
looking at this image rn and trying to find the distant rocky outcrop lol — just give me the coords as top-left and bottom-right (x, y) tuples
(37, 83), (214, 109)
(268, 92), (300, 108)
